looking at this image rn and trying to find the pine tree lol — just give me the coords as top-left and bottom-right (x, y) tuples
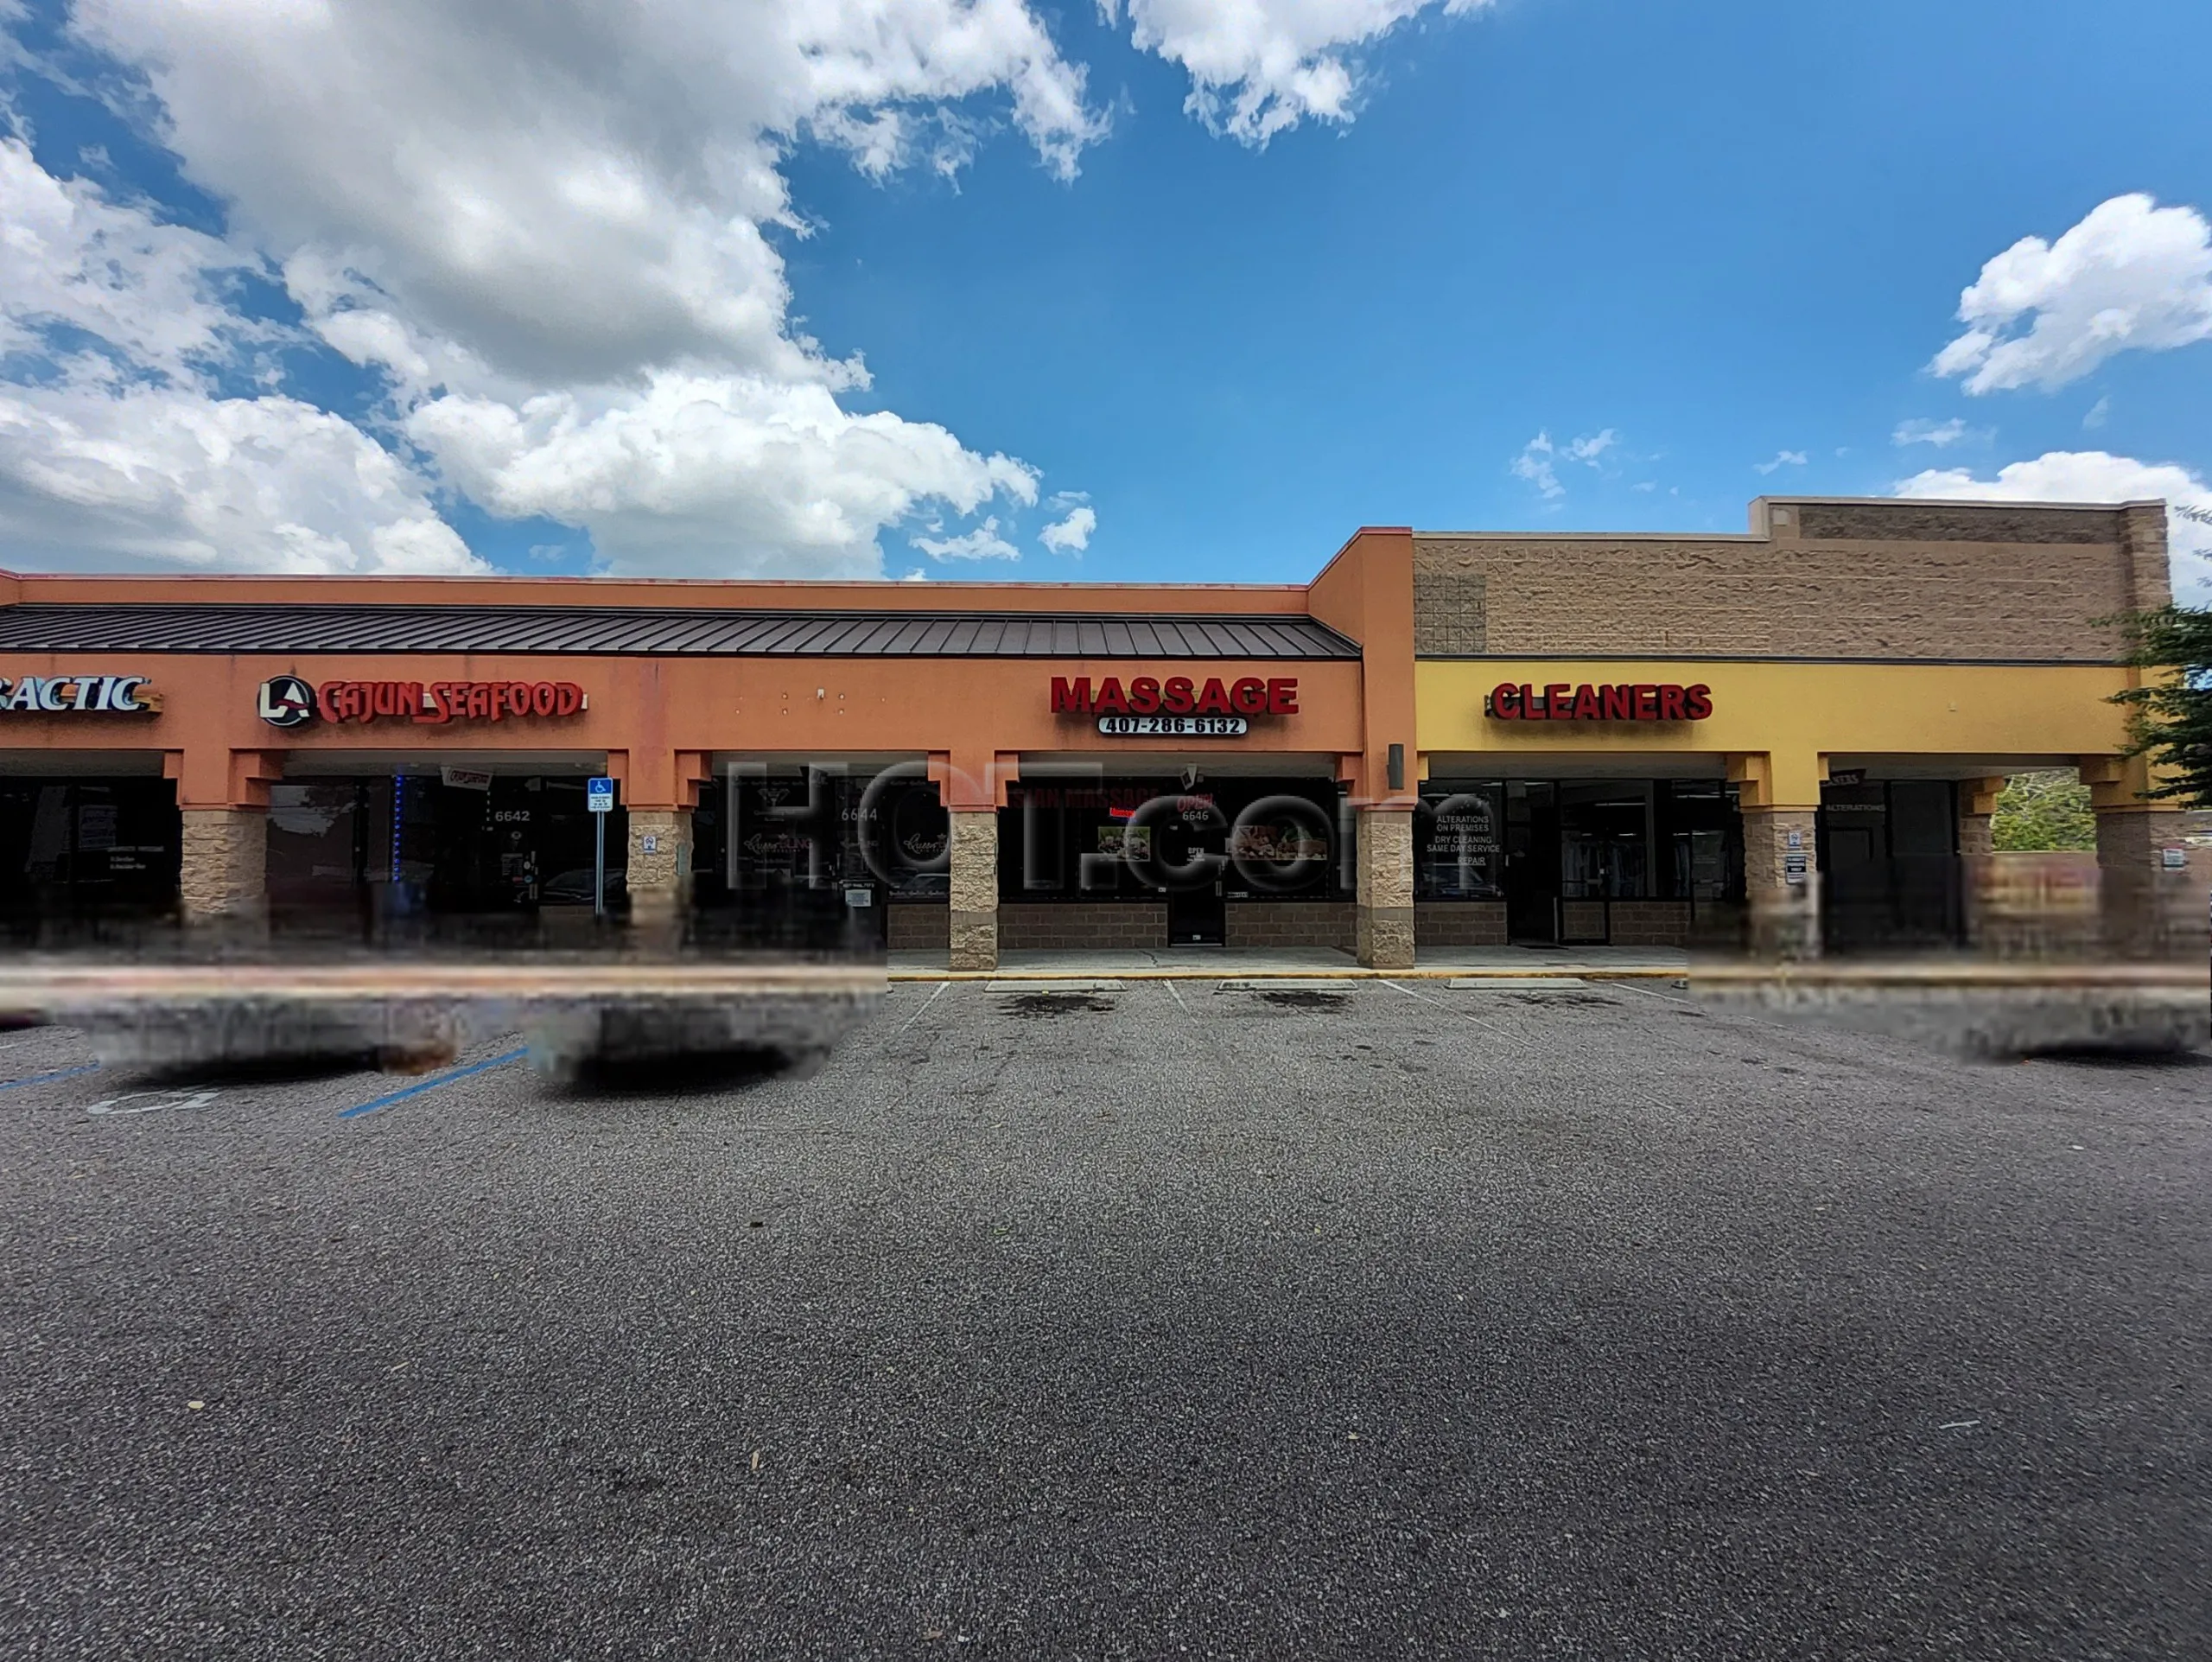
(2110, 503), (2212, 808)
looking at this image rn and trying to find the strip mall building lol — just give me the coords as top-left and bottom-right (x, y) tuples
(0, 496), (2195, 965)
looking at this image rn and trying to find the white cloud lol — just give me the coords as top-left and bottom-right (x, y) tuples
(0, 136), (479, 575)
(2083, 396), (2110, 430)
(0, 136), (254, 379)
(1108, 0), (1494, 145)
(1892, 417), (1977, 449)
(1510, 430), (1560, 500)
(1931, 194), (2212, 394)
(0, 371), (479, 574)
(1753, 449), (1807, 474)
(912, 514), (1020, 562)
(4, 0), (1486, 577)
(72, 0), (1108, 384)
(0, 0), (1116, 576)
(1508, 426), (1618, 500)
(409, 372), (1036, 576)
(1895, 449), (2212, 603)
(1039, 503), (1096, 552)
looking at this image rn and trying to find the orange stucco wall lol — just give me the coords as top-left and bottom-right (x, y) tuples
(0, 557), (1402, 812)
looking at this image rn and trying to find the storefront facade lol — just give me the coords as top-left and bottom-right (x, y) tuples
(0, 495), (2197, 962)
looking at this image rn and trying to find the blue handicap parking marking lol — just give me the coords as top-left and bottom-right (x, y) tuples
(340, 1048), (529, 1120)
(0, 1062), (100, 1093)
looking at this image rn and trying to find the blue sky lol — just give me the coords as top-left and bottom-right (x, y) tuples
(1, 0), (2208, 590)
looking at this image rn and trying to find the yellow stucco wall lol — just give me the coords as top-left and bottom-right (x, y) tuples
(1416, 660), (2138, 808)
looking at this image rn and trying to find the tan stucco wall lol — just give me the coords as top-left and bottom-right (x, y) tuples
(1413, 499), (2167, 661)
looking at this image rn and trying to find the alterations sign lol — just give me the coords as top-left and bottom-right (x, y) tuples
(0, 673), (156, 714)
(1052, 674), (1298, 738)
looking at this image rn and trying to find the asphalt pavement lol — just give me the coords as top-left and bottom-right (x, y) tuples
(2, 981), (2208, 1660)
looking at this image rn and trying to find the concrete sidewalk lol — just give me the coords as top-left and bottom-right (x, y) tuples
(887, 946), (1690, 981)
(887, 946), (2207, 987)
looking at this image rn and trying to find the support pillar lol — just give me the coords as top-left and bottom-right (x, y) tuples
(607, 749), (709, 944)
(947, 809), (1000, 971)
(1355, 807), (1415, 970)
(625, 808), (694, 923)
(1740, 809), (1821, 959)
(930, 749), (1015, 972)
(1729, 751), (1822, 959)
(2092, 808), (2198, 960)
(2081, 755), (2202, 960)
(1958, 776), (2005, 952)
(167, 749), (283, 930)
(179, 809), (269, 925)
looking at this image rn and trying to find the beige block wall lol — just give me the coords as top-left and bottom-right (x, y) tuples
(1413, 500), (2161, 660)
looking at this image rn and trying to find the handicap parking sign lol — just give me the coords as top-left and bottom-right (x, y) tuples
(587, 776), (615, 813)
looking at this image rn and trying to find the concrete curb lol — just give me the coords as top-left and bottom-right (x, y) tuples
(888, 966), (1685, 983)
(896, 964), (2208, 988)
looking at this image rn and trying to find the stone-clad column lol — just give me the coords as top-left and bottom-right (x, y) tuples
(179, 808), (268, 924)
(1728, 751), (1822, 959)
(1958, 776), (2005, 952)
(626, 808), (693, 923)
(1740, 808), (1820, 959)
(947, 808), (1000, 971)
(1355, 808), (1415, 970)
(168, 748), (283, 928)
(2082, 755), (2203, 960)
(2093, 806), (2198, 960)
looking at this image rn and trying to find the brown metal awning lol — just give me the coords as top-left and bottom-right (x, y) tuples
(0, 603), (1360, 659)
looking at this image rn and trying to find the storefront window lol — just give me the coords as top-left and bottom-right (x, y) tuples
(722, 767), (950, 901)
(1656, 780), (1740, 901)
(0, 777), (181, 922)
(1414, 783), (1503, 898)
(999, 777), (1341, 902)
(268, 780), (376, 910)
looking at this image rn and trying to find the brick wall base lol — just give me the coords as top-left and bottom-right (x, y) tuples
(887, 902), (949, 952)
(999, 902), (1167, 951)
(1415, 901), (1507, 946)
(1224, 901), (1353, 952)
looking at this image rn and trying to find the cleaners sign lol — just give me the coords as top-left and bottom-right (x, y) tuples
(0, 673), (156, 714)
(1486, 681), (1713, 722)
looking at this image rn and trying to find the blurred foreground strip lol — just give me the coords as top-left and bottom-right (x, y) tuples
(1687, 959), (2207, 1058)
(0, 961), (887, 1081)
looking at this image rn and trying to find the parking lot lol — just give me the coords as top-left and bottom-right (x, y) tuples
(3, 979), (2208, 1659)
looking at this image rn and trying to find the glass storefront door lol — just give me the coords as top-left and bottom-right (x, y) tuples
(1503, 781), (1560, 942)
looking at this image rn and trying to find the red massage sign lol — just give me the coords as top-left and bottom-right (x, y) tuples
(1052, 674), (1297, 739)
(1487, 681), (1713, 722)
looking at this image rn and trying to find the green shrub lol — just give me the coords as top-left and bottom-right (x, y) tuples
(1991, 770), (2096, 852)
